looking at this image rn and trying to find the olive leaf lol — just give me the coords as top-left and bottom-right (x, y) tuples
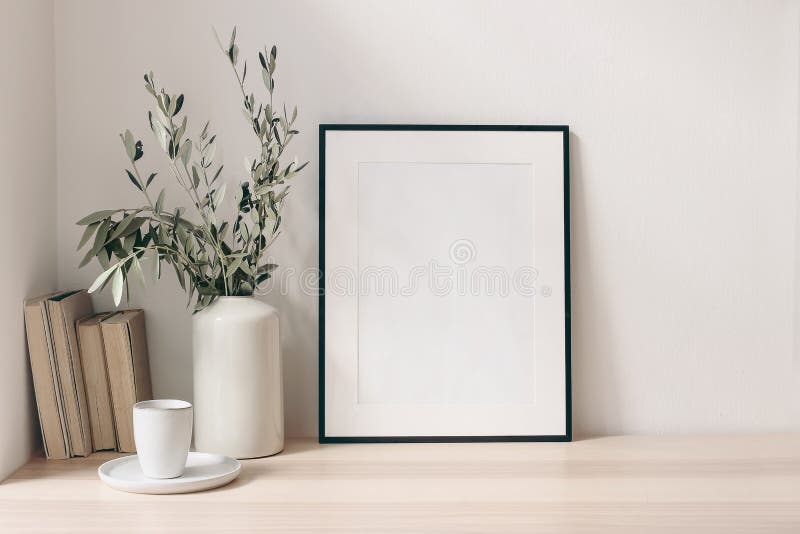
(88, 264), (118, 293)
(111, 268), (124, 306)
(155, 189), (165, 213)
(212, 183), (226, 209)
(77, 209), (121, 226)
(121, 130), (136, 161)
(131, 256), (147, 287)
(77, 222), (100, 250)
(178, 139), (192, 166)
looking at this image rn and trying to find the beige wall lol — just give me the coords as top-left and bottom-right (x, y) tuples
(0, 0), (56, 480)
(51, 0), (800, 437)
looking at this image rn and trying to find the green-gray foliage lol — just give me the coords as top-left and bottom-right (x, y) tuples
(77, 28), (307, 312)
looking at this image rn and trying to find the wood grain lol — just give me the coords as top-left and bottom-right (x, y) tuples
(1, 435), (799, 533)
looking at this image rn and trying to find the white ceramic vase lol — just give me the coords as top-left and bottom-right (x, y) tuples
(192, 296), (284, 459)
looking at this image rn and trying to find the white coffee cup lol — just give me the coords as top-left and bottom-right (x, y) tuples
(133, 399), (193, 479)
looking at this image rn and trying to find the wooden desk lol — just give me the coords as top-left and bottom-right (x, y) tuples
(1, 435), (799, 532)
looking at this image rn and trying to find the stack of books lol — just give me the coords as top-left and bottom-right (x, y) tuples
(23, 290), (153, 458)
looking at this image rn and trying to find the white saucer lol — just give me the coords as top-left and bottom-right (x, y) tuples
(98, 452), (241, 494)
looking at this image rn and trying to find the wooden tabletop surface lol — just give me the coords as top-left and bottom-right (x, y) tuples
(1, 435), (799, 533)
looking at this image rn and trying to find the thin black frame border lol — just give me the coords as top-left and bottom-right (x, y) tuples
(318, 124), (571, 443)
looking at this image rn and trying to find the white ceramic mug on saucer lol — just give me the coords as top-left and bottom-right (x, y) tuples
(133, 399), (193, 479)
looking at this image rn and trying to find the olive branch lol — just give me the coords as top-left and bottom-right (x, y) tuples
(76, 27), (307, 312)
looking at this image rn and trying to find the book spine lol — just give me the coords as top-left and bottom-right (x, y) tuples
(23, 302), (68, 460)
(129, 313), (153, 403)
(77, 319), (117, 451)
(48, 301), (90, 457)
(42, 302), (71, 457)
(102, 321), (136, 453)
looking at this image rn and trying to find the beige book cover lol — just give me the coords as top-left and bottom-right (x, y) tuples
(101, 310), (153, 453)
(47, 290), (94, 457)
(23, 293), (69, 460)
(77, 312), (118, 451)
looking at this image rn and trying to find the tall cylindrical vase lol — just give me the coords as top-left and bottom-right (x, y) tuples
(192, 296), (284, 459)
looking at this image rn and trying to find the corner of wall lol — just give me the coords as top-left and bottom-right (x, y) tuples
(0, 0), (58, 482)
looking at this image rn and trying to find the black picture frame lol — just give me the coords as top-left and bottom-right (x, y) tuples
(318, 124), (571, 443)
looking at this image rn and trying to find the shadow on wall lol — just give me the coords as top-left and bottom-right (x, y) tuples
(569, 132), (621, 439)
